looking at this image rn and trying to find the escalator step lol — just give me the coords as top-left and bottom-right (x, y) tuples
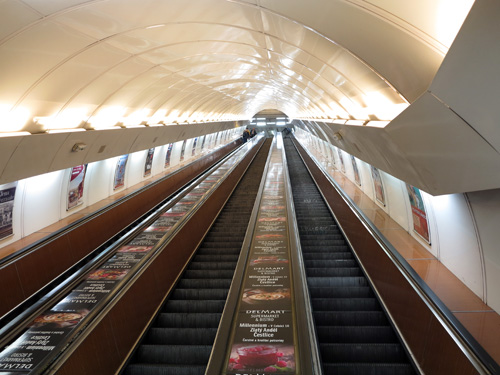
(316, 326), (398, 343)
(307, 276), (368, 288)
(163, 300), (226, 313)
(319, 343), (409, 363)
(170, 288), (228, 300)
(176, 278), (232, 289)
(125, 363), (206, 375)
(311, 298), (379, 312)
(188, 261), (237, 270)
(156, 313), (222, 328)
(183, 269), (235, 279)
(135, 345), (211, 364)
(302, 252), (353, 260)
(304, 259), (357, 268)
(309, 286), (373, 298)
(306, 267), (362, 277)
(313, 311), (389, 326)
(323, 363), (416, 375)
(146, 327), (218, 345)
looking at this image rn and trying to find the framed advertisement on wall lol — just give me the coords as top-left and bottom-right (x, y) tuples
(351, 155), (361, 186)
(192, 137), (198, 156)
(179, 140), (187, 161)
(0, 182), (17, 240)
(406, 183), (430, 243)
(370, 166), (386, 206)
(67, 165), (87, 210)
(114, 154), (129, 190)
(164, 143), (173, 168)
(144, 148), (154, 177)
(337, 149), (345, 173)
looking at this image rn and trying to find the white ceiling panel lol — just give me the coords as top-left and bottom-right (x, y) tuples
(0, 0), (41, 41)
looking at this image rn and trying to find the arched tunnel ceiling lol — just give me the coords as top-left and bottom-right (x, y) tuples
(0, 0), (473, 131)
(6, 0), (500, 196)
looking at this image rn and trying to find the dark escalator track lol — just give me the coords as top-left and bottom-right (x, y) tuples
(284, 138), (416, 375)
(124, 139), (272, 375)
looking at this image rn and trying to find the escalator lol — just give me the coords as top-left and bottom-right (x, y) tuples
(284, 138), (416, 375)
(123, 139), (272, 375)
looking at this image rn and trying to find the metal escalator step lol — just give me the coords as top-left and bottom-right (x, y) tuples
(313, 311), (389, 326)
(304, 259), (357, 268)
(319, 343), (409, 363)
(170, 288), (229, 300)
(306, 267), (362, 277)
(188, 261), (237, 270)
(311, 298), (379, 311)
(183, 269), (235, 279)
(146, 327), (218, 345)
(316, 326), (398, 343)
(309, 286), (373, 298)
(302, 252), (353, 260)
(191, 254), (239, 262)
(307, 276), (368, 288)
(135, 344), (212, 364)
(323, 363), (416, 375)
(162, 300), (226, 313)
(156, 313), (222, 328)
(176, 278), (232, 289)
(125, 363), (206, 375)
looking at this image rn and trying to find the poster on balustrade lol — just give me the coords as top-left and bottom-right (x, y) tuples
(370, 166), (385, 206)
(406, 183), (430, 243)
(67, 164), (87, 210)
(192, 137), (198, 156)
(164, 143), (173, 168)
(113, 154), (129, 190)
(337, 149), (345, 173)
(350, 155), (361, 186)
(144, 148), (154, 177)
(0, 182), (17, 240)
(180, 140), (187, 161)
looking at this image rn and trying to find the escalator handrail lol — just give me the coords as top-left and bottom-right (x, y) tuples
(290, 136), (499, 375)
(0, 139), (241, 269)
(0, 137), (262, 375)
(280, 134), (323, 375)
(205, 137), (275, 375)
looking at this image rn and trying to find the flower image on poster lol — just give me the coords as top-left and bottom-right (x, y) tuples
(180, 139), (187, 161)
(67, 164), (87, 210)
(370, 166), (386, 206)
(144, 148), (154, 177)
(0, 182), (17, 240)
(406, 184), (430, 243)
(164, 143), (173, 168)
(192, 137), (198, 156)
(114, 154), (129, 190)
(351, 155), (361, 186)
(337, 149), (345, 173)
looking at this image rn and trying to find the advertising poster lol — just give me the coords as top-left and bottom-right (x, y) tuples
(179, 140), (187, 162)
(192, 137), (198, 156)
(200, 135), (206, 151)
(0, 182), (17, 240)
(350, 155), (361, 186)
(225, 148), (296, 375)
(144, 148), (154, 177)
(67, 164), (87, 210)
(164, 143), (173, 168)
(370, 166), (385, 206)
(113, 154), (129, 190)
(406, 184), (430, 243)
(337, 149), (345, 173)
